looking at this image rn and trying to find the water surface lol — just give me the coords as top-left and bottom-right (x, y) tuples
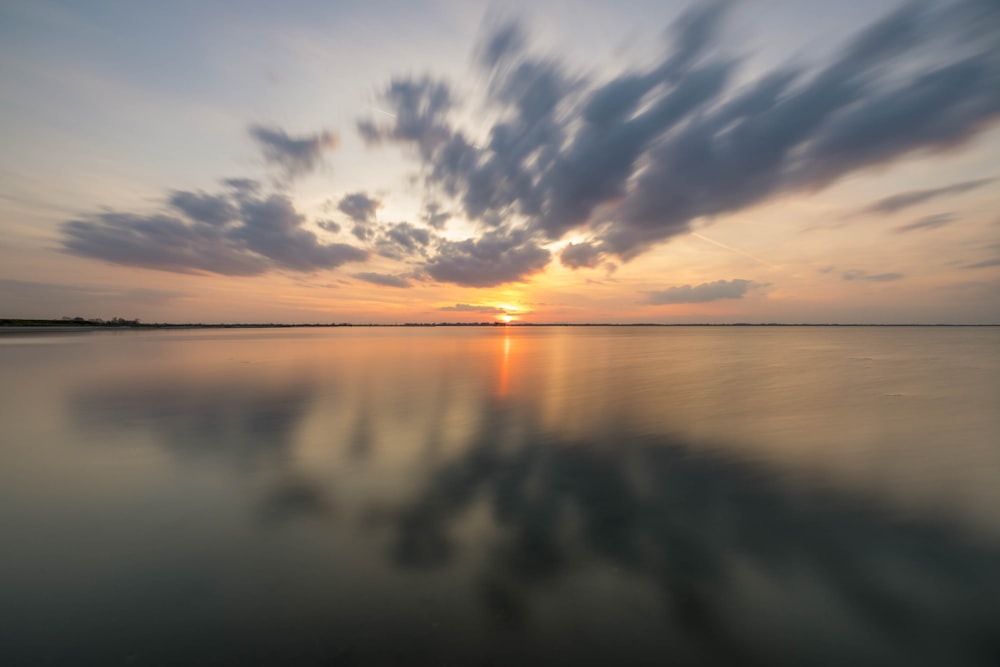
(1, 326), (998, 665)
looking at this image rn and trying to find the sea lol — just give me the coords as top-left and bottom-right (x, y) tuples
(1, 325), (998, 666)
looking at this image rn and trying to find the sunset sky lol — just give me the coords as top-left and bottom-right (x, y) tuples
(1, 0), (998, 324)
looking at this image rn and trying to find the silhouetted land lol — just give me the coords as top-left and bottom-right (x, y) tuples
(1, 318), (996, 331)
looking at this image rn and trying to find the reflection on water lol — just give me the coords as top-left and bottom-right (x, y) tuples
(0, 327), (998, 665)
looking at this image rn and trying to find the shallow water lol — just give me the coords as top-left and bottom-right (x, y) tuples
(1, 326), (998, 665)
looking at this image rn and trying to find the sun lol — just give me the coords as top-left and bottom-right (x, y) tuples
(501, 314), (513, 323)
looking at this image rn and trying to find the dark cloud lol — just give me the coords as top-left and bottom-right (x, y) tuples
(421, 202), (451, 230)
(337, 192), (381, 224)
(168, 190), (238, 226)
(353, 272), (411, 288)
(357, 77), (453, 157)
(437, 303), (507, 314)
(375, 221), (432, 260)
(425, 229), (550, 287)
(231, 195), (368, 272)
(249, 124), (337, 179)
(859, 178), (994, 215)
(894, 212), (956, 233)
(316, 219), (341, 233)
(478, 19), (525, 68)
(560, 242), (605, 269)
(221, 177), (261, 194)
(361, 0), (1000, 272)
(338, 192), (382, 241)
(842, 270), (905, 282)
(644, 279), (754, 305)
(62, 189), (367, 276)
(63, 211), (270, 276)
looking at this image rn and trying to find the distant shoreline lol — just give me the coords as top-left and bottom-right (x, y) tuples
(1, 319), (997, 333)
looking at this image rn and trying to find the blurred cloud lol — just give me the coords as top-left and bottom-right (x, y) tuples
(47, 1), (1000, 296)
(375, 221), (432, 260)
(842, 270), (905, 282)
(353, 272), (411, 288)
(338, 192), (382, 241)
(859, 178), (994, 215)
(560, 242), (605, 269)
(894, 213), (956, 233)
(168, 190), (238, 226)
(361, 0), (1000, 278)
(63, 187), (367, 276)
(420, 202), (451, 230)
(963, 258), (1000, 270)
(644, 279), (754, 305)
(249, 125), (337, 180)
(425, 229), (550, 287)
(338, 192), (381, 224)
(438, 303), (507, 314)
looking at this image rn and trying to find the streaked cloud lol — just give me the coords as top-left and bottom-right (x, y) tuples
(644, 279), (755, 305)
(842, 270), (905, 282)
(894, 213), (956, 233)
(353, 272), (411, 288)
(438, 303), (507, 314)
(963, 258), (1000, 270)
(361, 0), (1000, 276)
(859, 178), (994, 216)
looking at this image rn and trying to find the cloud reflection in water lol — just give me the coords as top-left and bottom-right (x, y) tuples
(56, 331), (1000, 667)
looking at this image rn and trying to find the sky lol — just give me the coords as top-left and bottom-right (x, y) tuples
(1, 0), (998, 324)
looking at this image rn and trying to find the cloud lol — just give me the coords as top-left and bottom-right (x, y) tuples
(894, 212), (956, 233)
(437, 303), (507, 314)
(375, 221), (432, 260)
(424, 229), (550, 287)
(357, 77), (453, 156)
(230, 195), (368, 272)
(63, 188), (367, 276)
(420, 202), (451, 230)
(963, 258), (1000, 269)
(842, 270), (905, 282)
(168, 190), (238, 226)
(859, 178), (994, 215)
(249, 124), (337, 179)
(316, 219), (341, 233)
(643, 279), (755, 305)
(337, 192), (381, 224)
(221, 177), (261, 194)
(353, 272), (411, 288)
(560, 242), (605, 269)
(360, 0), (1000, 271)
(337, 192), (382, 241)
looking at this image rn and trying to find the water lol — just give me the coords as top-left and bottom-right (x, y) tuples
(1, 326), (998, 666)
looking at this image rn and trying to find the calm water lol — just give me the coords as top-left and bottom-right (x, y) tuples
(1, 326), (998, 666)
